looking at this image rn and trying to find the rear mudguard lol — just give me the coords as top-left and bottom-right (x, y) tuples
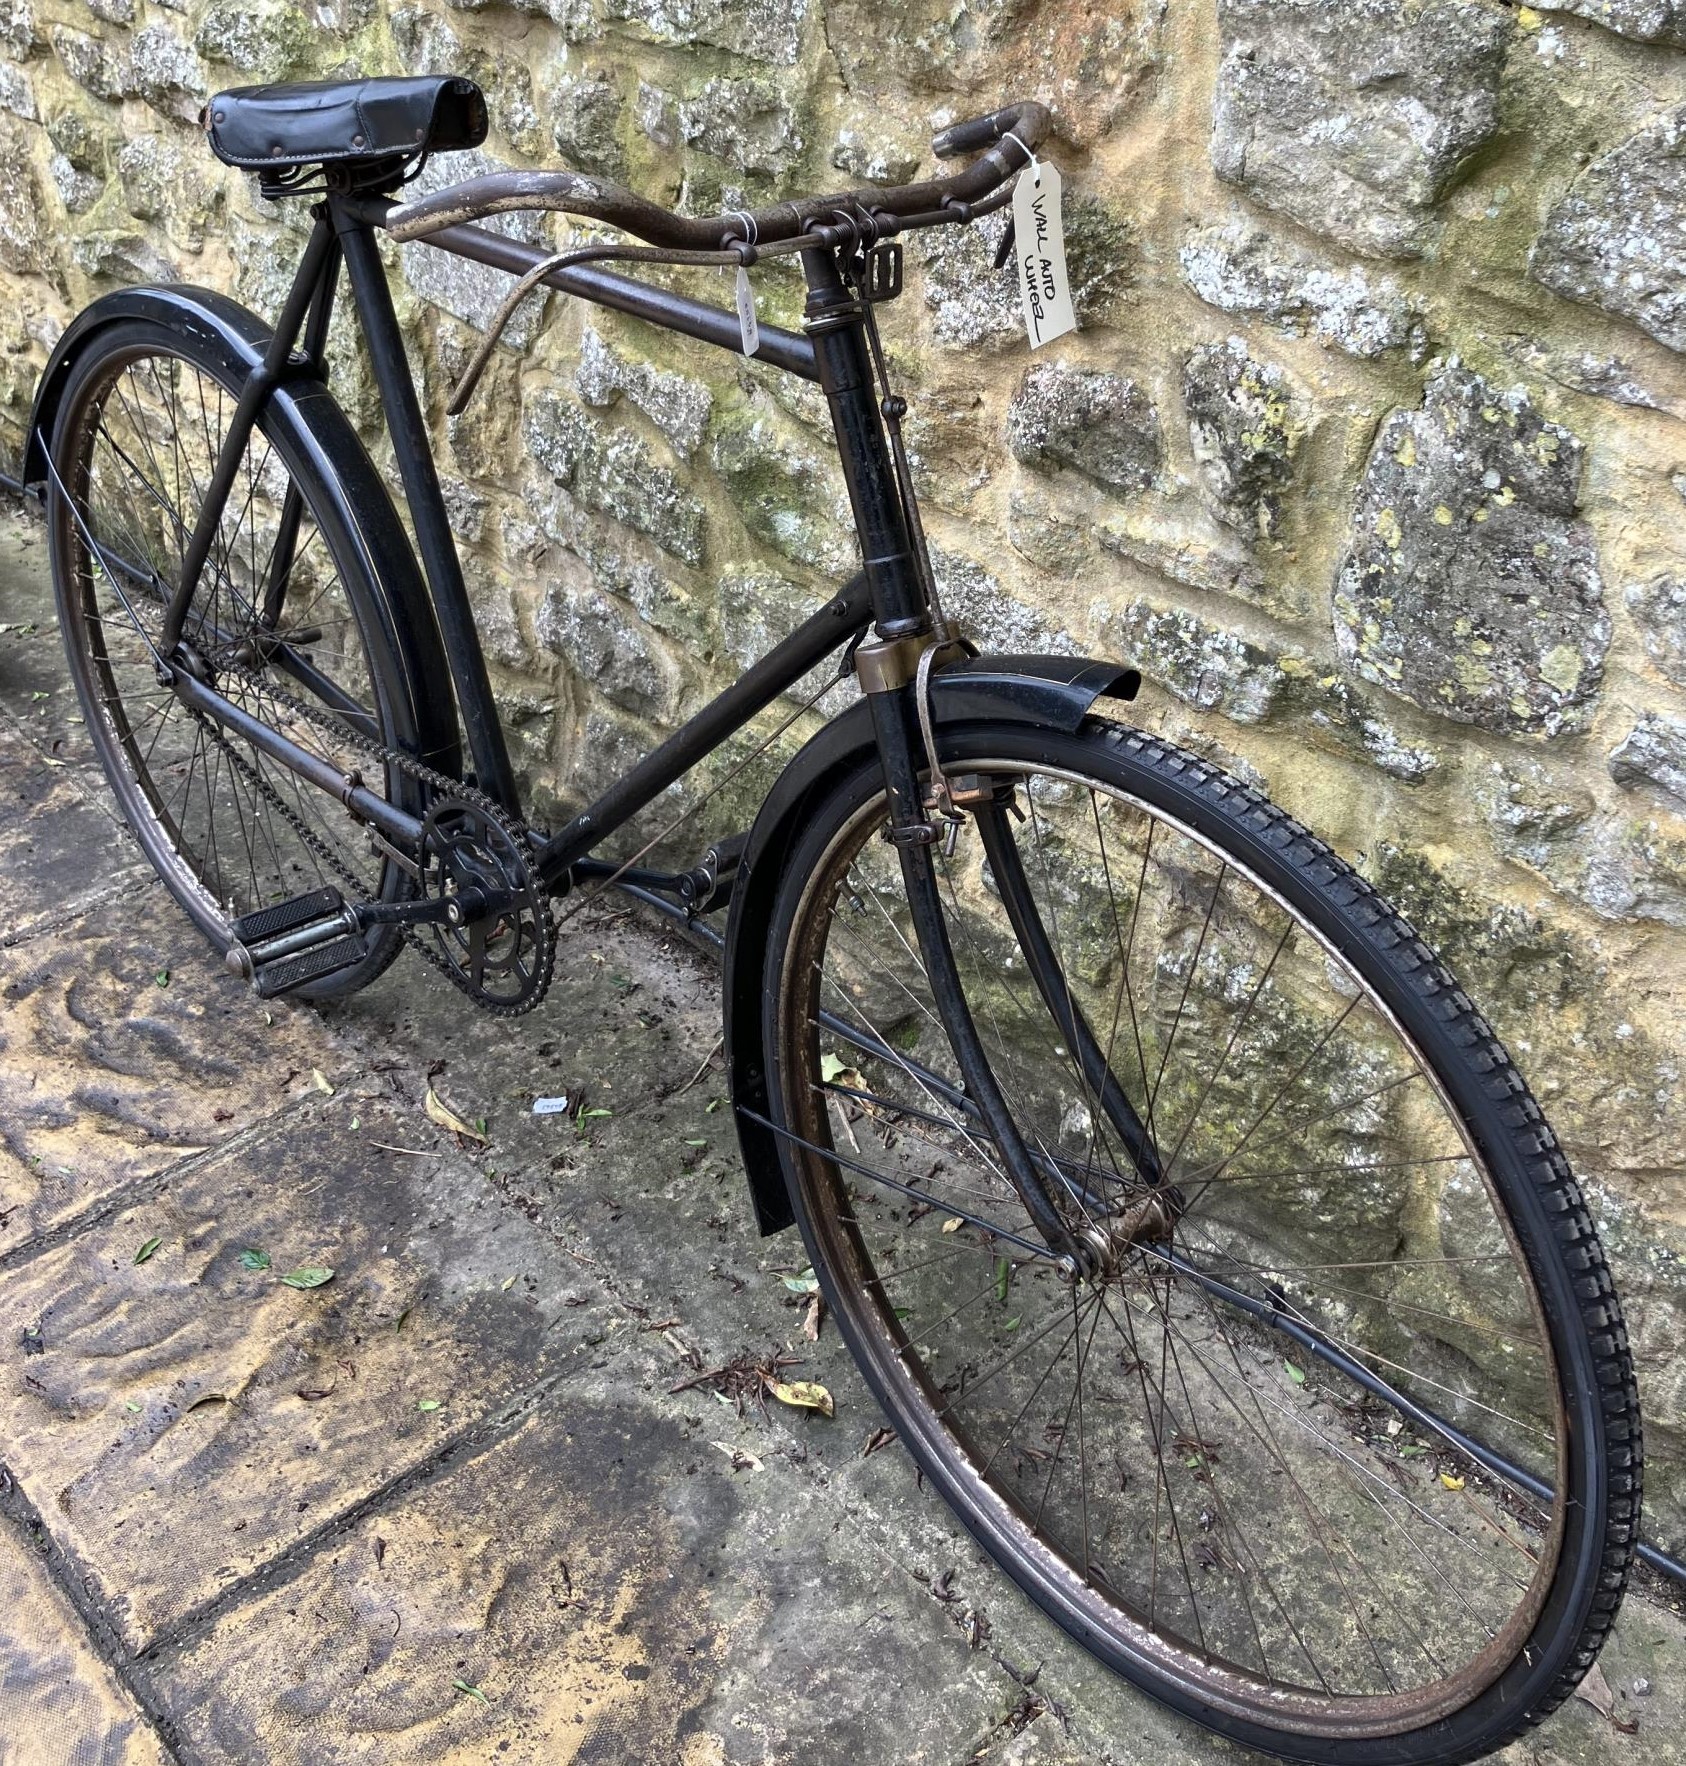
(724, 653), (1140, 1235)
(26, 283), (461, 775)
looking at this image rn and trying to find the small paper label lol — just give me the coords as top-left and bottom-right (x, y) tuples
(532, 1095), (571, 1116)
(1012, 160), (1077, 351)
(735, 266), (760, 358)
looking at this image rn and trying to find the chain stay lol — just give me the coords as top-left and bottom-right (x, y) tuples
(213, 657), (555, 1016)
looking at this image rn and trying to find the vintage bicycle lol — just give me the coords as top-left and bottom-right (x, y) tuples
(22, 74), (1642, 1764)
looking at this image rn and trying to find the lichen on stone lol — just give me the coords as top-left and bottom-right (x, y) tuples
(1333, 363), (1610, 736)
(1212, 0), (1510, 261)
(1115, 601), (1286, 724)
(577, 324), (713, 460)
(1180, 223), (1420, 359)
(1183, 338), (1306, 543)
(1006, 362), (1161, 496)
(1533, 105), (1686, 356)
(525, 389), (708, 567)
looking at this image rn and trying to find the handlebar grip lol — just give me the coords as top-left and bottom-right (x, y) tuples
(931, 101), (1048, 163)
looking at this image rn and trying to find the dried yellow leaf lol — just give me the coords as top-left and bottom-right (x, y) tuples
(425, 1086), (487, 1142)
(941, 1217), (965, 1234)
(1439, 1472), (1465, 1491)
(767, 1379), (835, 1419)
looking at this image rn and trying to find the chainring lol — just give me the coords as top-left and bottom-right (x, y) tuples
(419, 795), (556, 1015)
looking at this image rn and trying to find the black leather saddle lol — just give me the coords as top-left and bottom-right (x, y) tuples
(204, 75), (487, 177)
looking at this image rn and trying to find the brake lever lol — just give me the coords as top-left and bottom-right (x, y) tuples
(992, 216), (1017, 272)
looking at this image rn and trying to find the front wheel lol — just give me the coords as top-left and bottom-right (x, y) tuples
(762, 716), (1639, 1765)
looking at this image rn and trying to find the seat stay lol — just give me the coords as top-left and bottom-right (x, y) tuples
(161, 213), (337, 656)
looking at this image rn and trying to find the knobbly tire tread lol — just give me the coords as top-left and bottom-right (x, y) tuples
(764, 712), (1641, 1766)
(1090, 721), (1642, 1761)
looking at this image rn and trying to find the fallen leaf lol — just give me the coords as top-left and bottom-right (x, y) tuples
(124, 1401), (141, 1413)
(863, 1426), (896, 1458)
(417, 1398), (441, 1412)
(1439, 1471), (1466, 1491)
(154, 969), (170, 987)
(280, 1265), (335, 1290)
(425, 1086), (486, 1142)
(819, 1052), (847, 1083)
(373, 1536), (387, 1569)
(295, 1383), (337, 1401)
(802, 1292), (823, 1342)
(711, 1440), (763, 1472)
(1574, 1662), (1640, 1734)
(238, 1248), (270, 1271)
(500, 1273), (517, 1291)
(766, 1379), (835, 1419)
(1284, 1360), (1305, 1385)
(311, 1068), (334, 1096)
(452, 1677), (489, 1705)
(134, 1236), (162, 1265)
(781, 1267), (820, 1294)
(941, 1217), (965, 1234)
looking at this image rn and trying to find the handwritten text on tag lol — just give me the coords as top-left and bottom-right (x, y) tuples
(1011, 160), (1076, 351)
(735, 265), (760, 358)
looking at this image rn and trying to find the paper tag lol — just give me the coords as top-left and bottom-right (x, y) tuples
(735, 265), (760, 357)
(532, 1095), (571, 1116)
(1011, 159), (1077, 351)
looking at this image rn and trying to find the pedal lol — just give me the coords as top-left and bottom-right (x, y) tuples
(225, 885), (360, 993)
(249, 934), (367, 998)
(229, 887), (345, 946)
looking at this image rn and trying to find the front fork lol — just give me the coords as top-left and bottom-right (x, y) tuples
(863, 678), (1091, 1271)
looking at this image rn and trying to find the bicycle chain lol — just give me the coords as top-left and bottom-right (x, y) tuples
(206, 658), (556, 1017)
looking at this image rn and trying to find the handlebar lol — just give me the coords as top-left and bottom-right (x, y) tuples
(383, 99), (1052, 252)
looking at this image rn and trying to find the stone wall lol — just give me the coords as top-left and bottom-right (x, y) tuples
(2, 0), (1686, 1536)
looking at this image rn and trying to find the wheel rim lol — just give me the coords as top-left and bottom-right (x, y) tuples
(53, 344), (402, 934)
(774, 754), (1569, 1740)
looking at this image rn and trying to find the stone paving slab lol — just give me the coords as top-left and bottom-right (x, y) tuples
(144, 1334), (1111, 1766)
(0, 886), (359, 1252)
(0, 1518), (168, 1766)
(0, 1089), (612, 1654)
(0, 504), (1683, 1764)
(0, 714), (140, 948)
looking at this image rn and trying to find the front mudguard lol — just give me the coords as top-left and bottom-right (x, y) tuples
(724, 653), (1140, 1235)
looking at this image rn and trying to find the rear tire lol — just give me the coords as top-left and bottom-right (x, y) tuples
(44, 316), (431, 997)
(762, 715), (1639, 1765)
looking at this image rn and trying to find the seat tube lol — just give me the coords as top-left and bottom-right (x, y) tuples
(331, 194), (520, 810)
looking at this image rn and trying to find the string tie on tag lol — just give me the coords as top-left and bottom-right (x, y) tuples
(1002, 129), (1040, 186)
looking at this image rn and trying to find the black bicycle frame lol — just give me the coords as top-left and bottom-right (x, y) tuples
(158, 183), (1088, 1265)
(159, 191), (927, 882)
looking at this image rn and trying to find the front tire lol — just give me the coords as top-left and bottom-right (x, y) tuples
(761, 716), (1639, 1764)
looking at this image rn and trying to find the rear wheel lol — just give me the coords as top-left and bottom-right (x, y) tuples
(44, 318), (428, 996)
(763, 717), (1639, 1764)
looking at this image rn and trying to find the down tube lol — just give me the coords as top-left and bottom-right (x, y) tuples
(535, 572), (873, 886)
